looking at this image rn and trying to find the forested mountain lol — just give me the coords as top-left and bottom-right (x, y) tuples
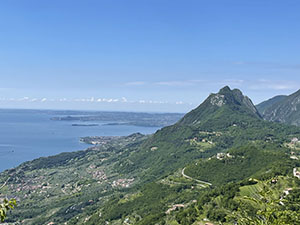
(256, 95), (287, 115)
(1, 86), (300, 225)
(257, 89), (300, 126)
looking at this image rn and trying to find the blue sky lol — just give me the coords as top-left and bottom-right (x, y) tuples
(0, 0), (300, 112)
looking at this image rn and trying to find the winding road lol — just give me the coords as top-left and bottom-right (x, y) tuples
(182, 168), (212, 186)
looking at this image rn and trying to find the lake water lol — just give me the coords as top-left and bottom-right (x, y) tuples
(0, 109), (160, 172)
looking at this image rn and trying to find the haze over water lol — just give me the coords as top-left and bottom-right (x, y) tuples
(0, 109), (160, 172)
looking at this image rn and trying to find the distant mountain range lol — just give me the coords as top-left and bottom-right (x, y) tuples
(1, 86), (300, 225)
(257, 89), (300, 126)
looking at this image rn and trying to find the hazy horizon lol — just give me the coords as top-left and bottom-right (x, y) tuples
(0, 86), (297, 113)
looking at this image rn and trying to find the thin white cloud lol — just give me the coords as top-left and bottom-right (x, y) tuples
(155, 79), (246, 87)
(248, 80), (299, 91)
(232, 61), (300, 70)
(124, 81), (146, 86)
(216, 79), (245, 86)
(17, 97), (30, 101)
(0, 96), (194, 107)
(155, 81), (195, 86)
(152, 78), (298, 92)
(124, 79), (245, 88)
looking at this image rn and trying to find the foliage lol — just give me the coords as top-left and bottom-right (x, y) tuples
(233, 189), (300, 224)
(0, 198), (16, 222)
(173, 176), (300, 225)
(86, 182), (201, 225)
(184, 144), (296, 186)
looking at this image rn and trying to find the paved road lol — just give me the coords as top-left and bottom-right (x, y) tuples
(182, 168), (212, 186)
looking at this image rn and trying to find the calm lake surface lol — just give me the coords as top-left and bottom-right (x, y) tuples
(0, 109), (160, 172)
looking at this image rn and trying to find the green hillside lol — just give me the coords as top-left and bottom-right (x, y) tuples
(256, 95), (287, 115)
(184, 144), (297, 186)
(1, 86), (300, 225)
(172, 175), (300, 225)
(115, 87), (299, 182)
(257, 89), (300, 126)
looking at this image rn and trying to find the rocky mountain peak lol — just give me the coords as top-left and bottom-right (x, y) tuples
(179, 86), (261, 126)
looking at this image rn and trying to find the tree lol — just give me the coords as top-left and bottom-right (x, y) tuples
(0, 179), (16, 222)
(0, 198), (16, 222)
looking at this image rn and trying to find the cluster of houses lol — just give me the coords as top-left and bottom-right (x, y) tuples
(199, 131), (222, 136)
(8, 175), (50, 196)
(111, 178), (134, 188)
(188, 137), (214, 145)
(92, 170), (107, 181)
(87, 165), (107, 182)
(80, 136), (120, 145)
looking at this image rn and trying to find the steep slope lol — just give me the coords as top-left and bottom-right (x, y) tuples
(256, 95), (287, 115)
(115, 86), (297, 181)
(259, 89), (300, 126)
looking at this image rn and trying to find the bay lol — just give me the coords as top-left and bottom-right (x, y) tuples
(0, 109), (160, 172)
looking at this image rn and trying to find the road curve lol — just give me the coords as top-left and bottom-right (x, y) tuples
(182, 168), (212, 186)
